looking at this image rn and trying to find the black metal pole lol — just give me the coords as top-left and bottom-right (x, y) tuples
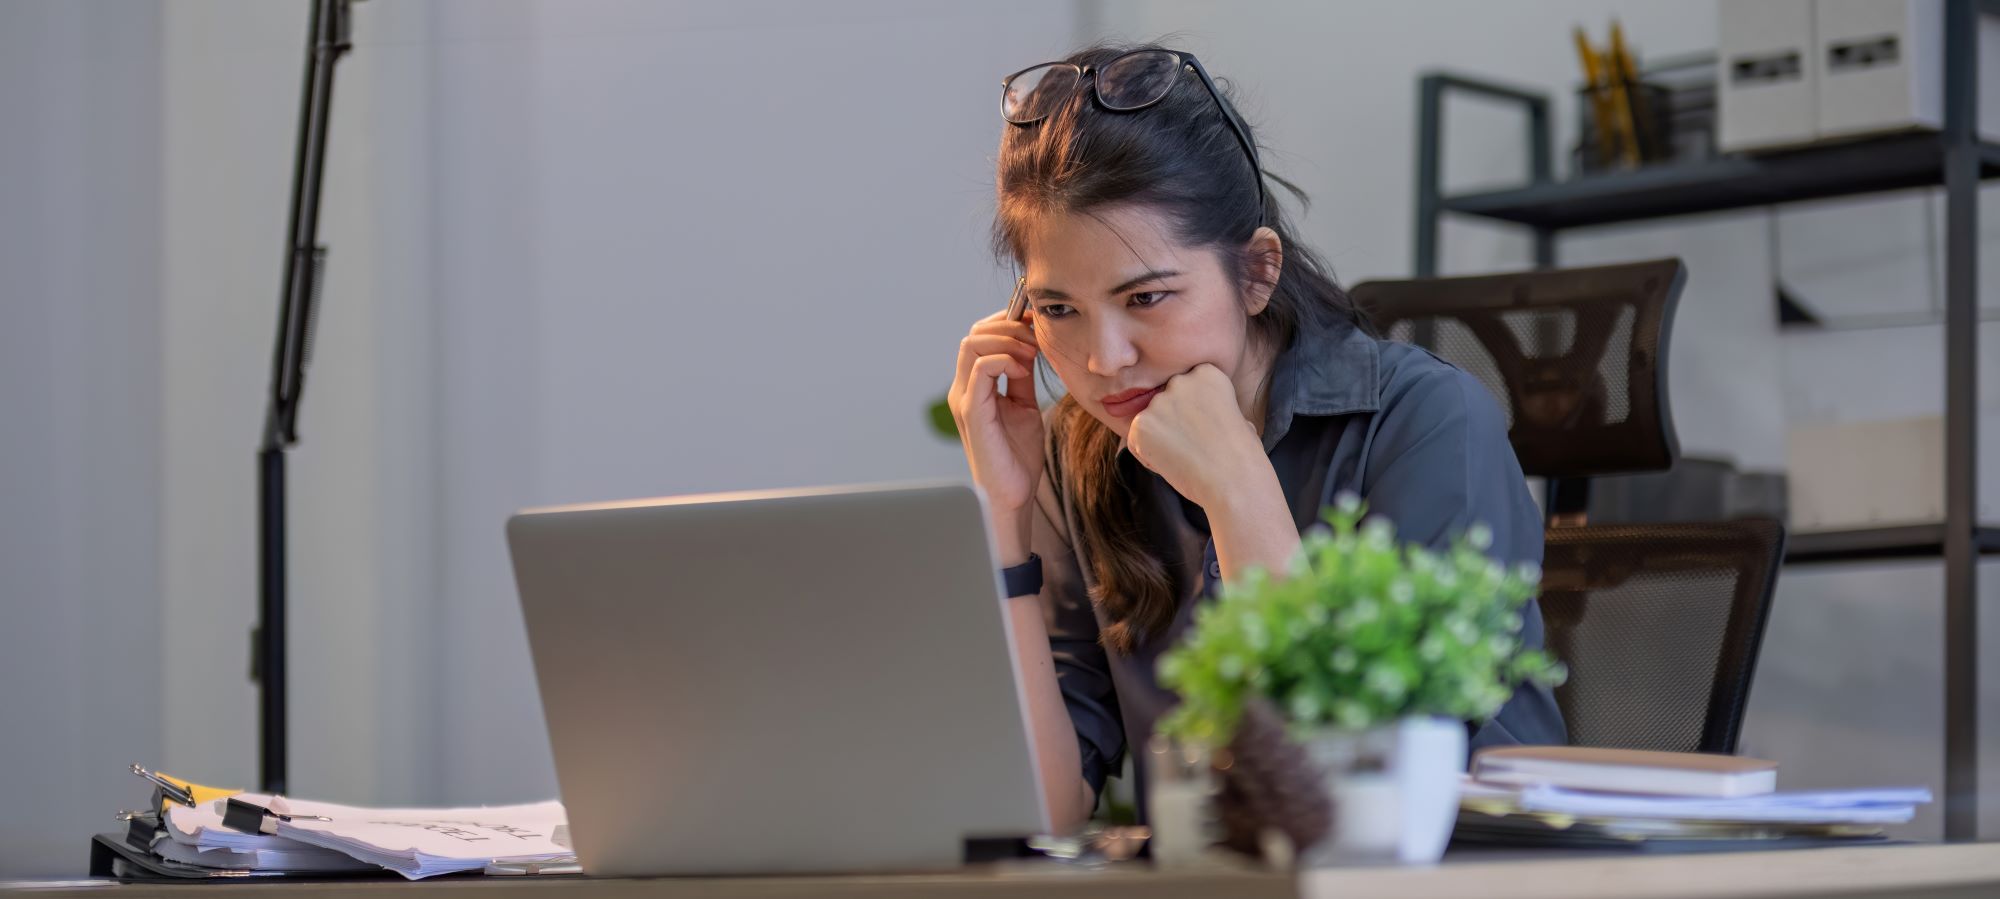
(255, 0), (353, 796)
(1940, 0), (1981, 843)
(1528, 86), (1555, 270)
(256, 447), (288, 794)
(1412, 74), (1553, 280)
(1415, 74), (1443, 281)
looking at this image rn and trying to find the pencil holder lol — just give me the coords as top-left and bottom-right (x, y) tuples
(1575, 78), (1673, 173)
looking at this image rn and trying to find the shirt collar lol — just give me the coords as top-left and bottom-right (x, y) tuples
(1256, 311), (1380, 450)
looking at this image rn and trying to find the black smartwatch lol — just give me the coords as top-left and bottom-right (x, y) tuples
(1000, 553), (1043, 598)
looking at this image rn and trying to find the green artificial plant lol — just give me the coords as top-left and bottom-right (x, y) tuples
(1156, 494), (1565, 746)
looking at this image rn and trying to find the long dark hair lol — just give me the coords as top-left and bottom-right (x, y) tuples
(993, 41), (1369, 654)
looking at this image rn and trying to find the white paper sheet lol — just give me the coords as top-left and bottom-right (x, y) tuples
(265, 795), (571, 879)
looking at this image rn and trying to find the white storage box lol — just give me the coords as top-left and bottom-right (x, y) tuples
(1814, 0), (2000, 144)
(1719, 0), (1819, 152)
(1786, 416), (1944, 532)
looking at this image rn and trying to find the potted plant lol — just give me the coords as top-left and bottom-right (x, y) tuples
(1154, 495), (1564, 866)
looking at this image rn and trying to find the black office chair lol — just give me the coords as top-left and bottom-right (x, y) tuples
(1350, 259), (1786, 754)
(1355, 258), (1684, 516)
(1538, 519), (1785, 753)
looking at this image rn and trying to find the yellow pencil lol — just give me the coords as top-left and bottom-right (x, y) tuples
(1574, 27), (1620, 169)
(1606, 19), (1643, 167)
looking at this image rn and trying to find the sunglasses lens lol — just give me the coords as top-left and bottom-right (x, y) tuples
(1002, 64), (1079, 124)
(1097, 50), (1180, 111)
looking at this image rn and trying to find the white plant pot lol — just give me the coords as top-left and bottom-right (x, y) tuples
(1296, 716), (1465, 867)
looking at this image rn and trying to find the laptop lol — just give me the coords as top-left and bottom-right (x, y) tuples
(505, 481), (1050, 876)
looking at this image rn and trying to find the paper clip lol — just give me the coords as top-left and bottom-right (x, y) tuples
(222, 797), (333, 835)
(131, 764), (196, 808)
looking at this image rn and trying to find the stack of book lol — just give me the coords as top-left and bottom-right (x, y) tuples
(1455, 747), (1930, 851)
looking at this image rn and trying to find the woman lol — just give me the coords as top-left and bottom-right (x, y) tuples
(948, 43), (1565, 835)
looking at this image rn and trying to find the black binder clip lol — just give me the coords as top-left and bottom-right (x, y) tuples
(221, 797), (333, 835)
(130, 764), (195, 808)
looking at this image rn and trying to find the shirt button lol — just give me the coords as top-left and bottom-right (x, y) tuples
(1207, 560), (1222, 580)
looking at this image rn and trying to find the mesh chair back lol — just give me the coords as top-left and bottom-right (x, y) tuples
(1536, 518), (1786, 754)
(1351, 259), (1686, 479)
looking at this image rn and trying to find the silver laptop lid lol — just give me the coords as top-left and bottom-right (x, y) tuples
(507, 481), (1049, 875)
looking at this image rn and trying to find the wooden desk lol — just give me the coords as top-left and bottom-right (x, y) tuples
(14, 843), (2000, 899)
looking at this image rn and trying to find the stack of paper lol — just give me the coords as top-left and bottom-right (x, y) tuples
(152, 839), (378, 874)
(1508, 783), (1930, 825)
(1456, 776), (1931, 850)
(164, 793), (572, 879)
(1472, 746), (1779, 797)
(159, 797), (376, 873)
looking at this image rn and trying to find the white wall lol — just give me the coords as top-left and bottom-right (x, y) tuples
(155, 0), (294, 799)
(0, 0), (165, 878)
(159, 0), (439, 807)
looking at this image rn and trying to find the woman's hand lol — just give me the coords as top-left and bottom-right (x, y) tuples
(1131, 363), (1299, 582)
(949, 308), (1045, 553)
(1126, 363), (1266, 510)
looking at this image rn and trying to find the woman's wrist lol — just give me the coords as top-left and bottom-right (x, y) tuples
(1205, 461), (1300, 582)
(992, 507), (1034, 568)
(1205, 457), (1285, 531)
(1188, 437), (1274, 514)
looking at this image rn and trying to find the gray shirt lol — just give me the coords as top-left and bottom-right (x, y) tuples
(1027, 310), (1567, 820)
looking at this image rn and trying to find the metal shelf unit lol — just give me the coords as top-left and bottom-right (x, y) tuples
(1412, 0), (1988, 839)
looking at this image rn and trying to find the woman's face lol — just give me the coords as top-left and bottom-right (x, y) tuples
(1021, 205), (1276, 440)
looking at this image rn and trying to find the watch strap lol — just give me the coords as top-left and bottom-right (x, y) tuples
(1000, 553), (1043, 598)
